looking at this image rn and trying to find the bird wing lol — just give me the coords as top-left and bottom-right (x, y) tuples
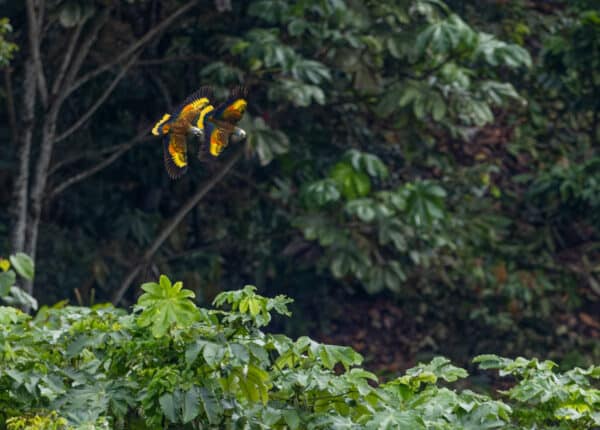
(201, 86), (248, 157)
(211, 86), (248, 125)
(151, 113), (172, 136)
(163, 133), (188, 179)
(204, 121), (230, 157)
(172, 86), (214, 120)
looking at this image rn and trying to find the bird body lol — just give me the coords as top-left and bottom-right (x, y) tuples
(200, 86), (248, 157)
(151, 86), (247, 179)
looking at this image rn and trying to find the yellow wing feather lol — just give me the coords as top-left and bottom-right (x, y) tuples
(209, 128), (228, 156)
(222, 99), (247, 123)
(197, 105), (215, 130)
(152, 114), (171, 136)
(163, 134), (188, 179)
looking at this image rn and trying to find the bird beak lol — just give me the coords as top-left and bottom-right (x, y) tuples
(189, 126), (204, 139)
(231, 127), (247, 143)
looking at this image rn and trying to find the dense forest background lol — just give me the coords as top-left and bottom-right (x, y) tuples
(1, 0), (599, 373)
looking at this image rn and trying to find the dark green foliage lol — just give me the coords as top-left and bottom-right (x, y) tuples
(1, 0), (599, 374)
(0, 253), (37, 310)
(1, 277), (598, 429)
(0, 18), (17, 66)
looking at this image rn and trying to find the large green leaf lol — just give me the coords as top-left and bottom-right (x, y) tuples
(182, 386), (201, 423)
(0, 270), (15, 296)
(330, 162), (371, 199)
(135, 275), (199, 337)
(199, 387), (222, 425)
(9, 253), (34, 280)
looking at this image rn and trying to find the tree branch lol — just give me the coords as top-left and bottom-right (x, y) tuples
(49, 139), (144, 175)
(53, 54), (138, 144)
(48, 133), (151, 199)
(67, 0), (199, 97)
(37, 0), (46, 31)
(36, 63), (48, 108)
(112, 145), (245, 305)
(25, 0), (47, 108)
(60, 8), (112, 99)
(51, 21), (84, 97)
(137, 53), (211, 67)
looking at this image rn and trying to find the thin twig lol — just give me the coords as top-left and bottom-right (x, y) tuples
(112, 145), (245, 305)
(52, 21), (84, 97)
(54, 54), (138, 144)
(60, 8), (112, 99)
(37, 0), (46, 31)
(25, 0), (47, 108)
(48, 133), (151, 199)
(49, 139), (144, 174)
(137, 53), (211, 67)
(67, 0), (199, 97)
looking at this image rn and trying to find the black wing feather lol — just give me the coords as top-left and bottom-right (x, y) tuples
(212, 85), (248, 119)
(163, 136), (188, 179)
(170, 86), (215, 118)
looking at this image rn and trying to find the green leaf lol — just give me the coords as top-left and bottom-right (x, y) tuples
(159, 392), (178, 422)
(248, 297), (261, 316)
(3, 287), (38, 310)
(473, 354), (508, 370)
(283, 409), (301, 430)
(202, 342), (226, 366)
(330, 162), (372, 199)
(230, 343), (250, 363)
(182, 386), (200, 423)
(346, 199), (377, 222)
(0, 306), (26, 324)
(247, 116), (290, 166)
(431, 95), (447, 121)
(185, 341), (203, 365)
(199, 387), (222, 424)
(0, 270), (15, 296)
(10, 253), (34, 280)
(346, 150), (389, 179)
(135, 275), (199, 337)
(304, 179), (341, 206)
(366, 410), (424, 429)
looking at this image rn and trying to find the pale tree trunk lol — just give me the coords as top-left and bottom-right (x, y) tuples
(10, 59), (36, 254)
(24, 114), (59, 270)
(11, 0), (41, 256)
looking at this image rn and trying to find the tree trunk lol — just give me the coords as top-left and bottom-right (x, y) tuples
(10, 58), (37, 255)
(23, 106), (60, 293)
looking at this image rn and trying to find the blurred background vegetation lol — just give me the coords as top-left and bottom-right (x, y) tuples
(1, 0), (599, 373)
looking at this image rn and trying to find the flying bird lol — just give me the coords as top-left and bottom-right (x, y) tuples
(201, 86), (248, 158)
(151, 86), (248, 179)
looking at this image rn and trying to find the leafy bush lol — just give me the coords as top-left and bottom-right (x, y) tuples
(0, 18), (17, 67)
(0, 253), (37, 310)
(296, 149), (451, 294)
(1, 275), (598, 429)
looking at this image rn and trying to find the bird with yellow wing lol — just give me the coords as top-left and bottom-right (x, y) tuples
(200, 86), (248, 158)
(151, 86), (248, 179)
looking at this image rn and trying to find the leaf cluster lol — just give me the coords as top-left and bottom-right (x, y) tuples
(1, 276), (598, 429)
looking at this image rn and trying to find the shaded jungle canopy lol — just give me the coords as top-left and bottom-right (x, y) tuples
(1, 0), (599, 370)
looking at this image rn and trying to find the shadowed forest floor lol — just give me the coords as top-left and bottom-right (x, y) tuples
(306, 294), (600, 376)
